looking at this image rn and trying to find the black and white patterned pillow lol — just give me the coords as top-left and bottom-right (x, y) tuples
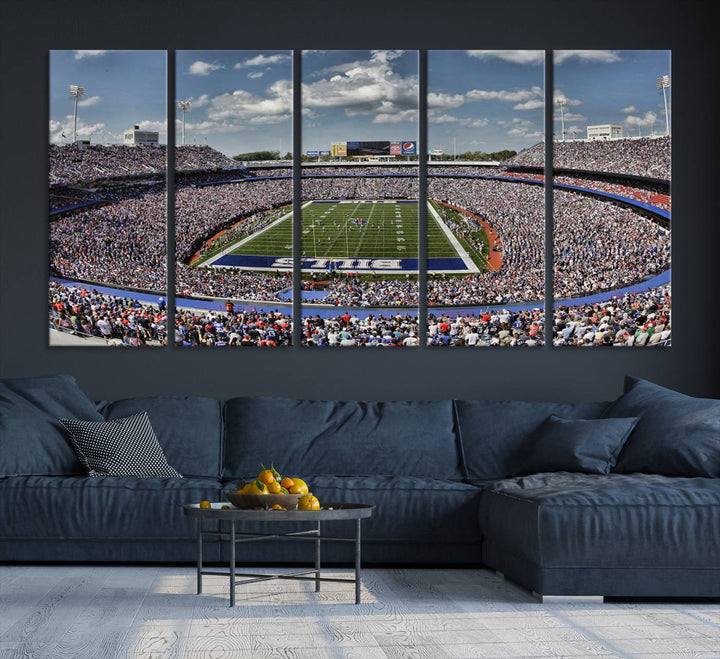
(59, 411), (182, 478)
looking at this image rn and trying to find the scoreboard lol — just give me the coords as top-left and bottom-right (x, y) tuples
(340, 140), (417, 156)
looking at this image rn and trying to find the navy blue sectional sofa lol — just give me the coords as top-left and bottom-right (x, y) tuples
(1, 374), (719, 598)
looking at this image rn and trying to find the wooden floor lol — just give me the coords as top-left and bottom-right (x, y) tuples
(1, 565), (719, 658)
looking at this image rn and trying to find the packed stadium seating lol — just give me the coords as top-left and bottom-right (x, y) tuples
(48, 137), (672, 347)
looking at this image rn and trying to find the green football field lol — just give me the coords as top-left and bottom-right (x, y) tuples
(222, 200), (462, 259)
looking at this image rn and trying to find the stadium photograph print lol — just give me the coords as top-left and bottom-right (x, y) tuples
(551, 50), (671, 347)
(426, 50), (545, 347)
(173, 50), (293, 348)
(48, 50), (168, 348)
(300, 50), (420, 348)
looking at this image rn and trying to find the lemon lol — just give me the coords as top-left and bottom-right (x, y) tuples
(199, 500), (211, 509)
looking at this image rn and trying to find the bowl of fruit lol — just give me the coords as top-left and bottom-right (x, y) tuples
(226, 464), (320, 511)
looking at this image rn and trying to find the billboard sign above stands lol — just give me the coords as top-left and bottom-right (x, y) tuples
(401, 141), (417, 156)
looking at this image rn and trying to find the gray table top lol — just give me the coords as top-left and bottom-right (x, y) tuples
(183, 502), (374, 522)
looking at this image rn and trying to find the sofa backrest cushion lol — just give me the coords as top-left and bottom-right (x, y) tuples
(454, 399), (611, 482)
(99, 396), (223, 479)
(606, 376), (720, 477)
(223, 397), (461, 480)
(0, 374), (103, 477)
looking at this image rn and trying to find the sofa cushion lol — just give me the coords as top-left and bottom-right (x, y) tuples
(99, 396), (223, 479)
(224, 397), (461, 480)
(479, 472), (720, 569)
(59, 413), (182, 478)
(514, 415), (639, 476)
(0, 375), (103, 477)
(0, 475), (222, 541)
(606, 377), (720, 477)
(454, 400), (611, 482)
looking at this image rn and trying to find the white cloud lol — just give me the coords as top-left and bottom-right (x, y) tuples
(553, 90), (583, 106)
(206, 79), (292, 125)
(459, 117), (490, 128)
(189, 61), (223, 76)
(556, 111), (586, 122)
(466, 51), (544, 65)
(507, 119), (542, 139)
(624, 110), (658, 129)
(248, 71), (264, 79)
(429, 112), (460, 124)
(514, 99), (544, 111)
(77, 95), (101, 107)
(555, 50), (621, 64)
(49, 116), (108, 143)
(235, 53), (290, 69)
(428, 92), (465, 110)
(466, 86), (543, 103)
(621, 105), (637, 114)
(302, 51), (418, 121)
(374, 108), (418, 124)
(74, 50), (108, 60)
(137, 119), (167, 133)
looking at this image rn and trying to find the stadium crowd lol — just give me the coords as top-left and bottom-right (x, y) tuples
(302, 312), (420, 347)
(428, 307), (545, 347)
(50, 144), (237, 186)
(552, 285), (671, 347)
(505, 136), (670, 180)
(174, 307), (292, 347)
(49, 280), (167, 346)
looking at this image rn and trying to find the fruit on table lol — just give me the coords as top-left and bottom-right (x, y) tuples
(235, 466), (320, 509)
(199, 500), (211, 509)
(298, 494), (320, 511)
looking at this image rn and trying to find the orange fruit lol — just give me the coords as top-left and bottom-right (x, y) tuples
(289, 478), (309, 494)
(280, 476), (294, 490)
(199, 500), (211, 509)
(257, 468), (275, 484)
(298, 494), (320, 511)
(267, 480), (283, 494)
(245, 480), (268, 495)
(271, 504), (286, 510)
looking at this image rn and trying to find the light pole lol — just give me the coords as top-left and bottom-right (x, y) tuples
(69, 85), (85, 143)
(657, 75), (670, 136)
(556, 96), (567, 142)
(177, 100), (191, 146)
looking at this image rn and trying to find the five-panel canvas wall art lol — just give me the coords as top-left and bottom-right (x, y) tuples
(48, 50), (671, 348)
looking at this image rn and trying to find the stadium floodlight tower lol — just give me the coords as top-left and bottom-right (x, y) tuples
(556, 96), (567, 142)
(69, 85), (85, 143)
(657, 75), (670, 136)
(178, 100), (191, 146)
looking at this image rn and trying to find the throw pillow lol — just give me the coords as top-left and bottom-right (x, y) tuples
(59, 412), (182, 478)
(0, 375), (104, 477)
(515, 415), (640, 476)
(605, 376), (720, 477)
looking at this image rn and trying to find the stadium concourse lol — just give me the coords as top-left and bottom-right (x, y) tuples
(48, 139), (670, 347)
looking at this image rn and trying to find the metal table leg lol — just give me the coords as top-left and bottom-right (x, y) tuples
(315, 521), (321, 592)
(196, 517), (203, 595)
(355, 518), (361, 604)
(229, 519), (236, 607)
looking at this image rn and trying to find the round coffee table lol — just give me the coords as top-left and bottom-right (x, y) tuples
(182, 502), (374, 606)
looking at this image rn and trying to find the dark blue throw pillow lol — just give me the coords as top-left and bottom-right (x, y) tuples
(515, 415), (639, 476)
(606, 377), (720, 477)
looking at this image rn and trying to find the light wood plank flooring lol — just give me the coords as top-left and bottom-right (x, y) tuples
(1, 565), (719, 658)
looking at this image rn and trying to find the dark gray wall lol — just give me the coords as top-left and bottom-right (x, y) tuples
(1, 0), (716, 402)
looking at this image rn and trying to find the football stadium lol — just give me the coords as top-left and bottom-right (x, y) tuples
(48, 136), (671, 347)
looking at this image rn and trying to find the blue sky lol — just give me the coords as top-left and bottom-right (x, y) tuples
(175, 51), (292, 156)
(553, 50), (671, 140)
(429, 51), (545, 154)
(49, 51), (166, 145)
(301, 50), (418, 152)
(49, 50), (672, 155)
